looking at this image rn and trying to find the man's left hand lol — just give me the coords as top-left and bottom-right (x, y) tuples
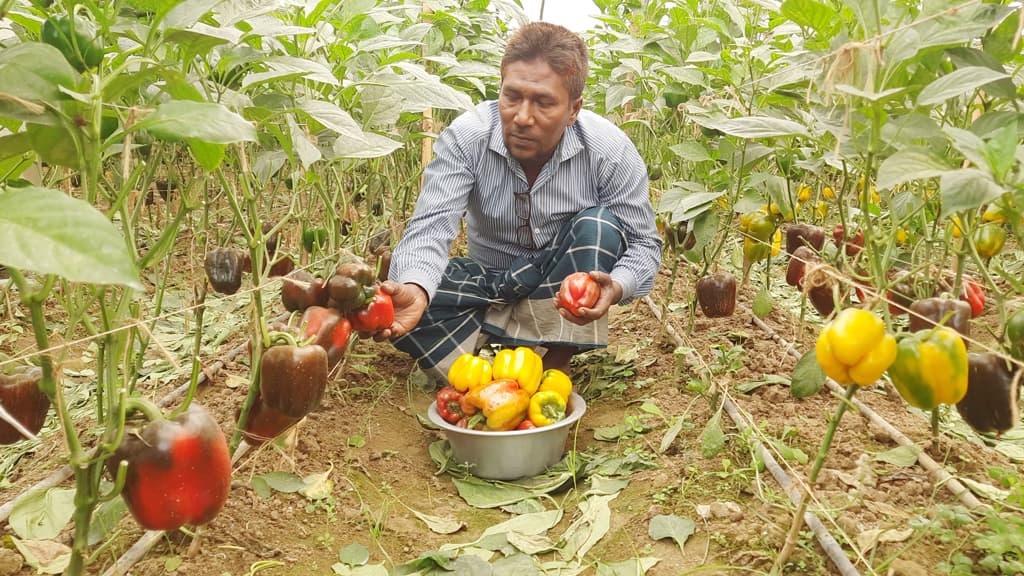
(554, 271), (623, 326)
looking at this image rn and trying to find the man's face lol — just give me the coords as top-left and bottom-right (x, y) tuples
(499, 59), (582, 171)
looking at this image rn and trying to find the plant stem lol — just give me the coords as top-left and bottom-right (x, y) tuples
(772, 384), (857, 573)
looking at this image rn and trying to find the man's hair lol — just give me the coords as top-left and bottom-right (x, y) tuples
(501, 22), (588, 101)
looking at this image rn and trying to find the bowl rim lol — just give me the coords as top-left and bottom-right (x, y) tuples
(427, 391), (587, 436)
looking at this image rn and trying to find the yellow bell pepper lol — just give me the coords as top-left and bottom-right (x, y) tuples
(528, 391), (567, 427)
(538, 369), (572, 402)
(446, 353), (493, 392)
(465, 379), (530, 431)
(492, 346), (544, 395)
(815, 308), (897, 386)
(886, 326), (968, 410)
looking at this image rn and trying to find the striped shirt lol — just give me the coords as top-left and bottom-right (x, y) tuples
(390, 100), (662, 303)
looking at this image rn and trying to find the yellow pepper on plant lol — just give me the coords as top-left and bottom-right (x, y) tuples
(528, 391), (567, 427)
(815, 308), (897, 386)
(538, 369), (572, 402)
(886, 326), (968, 411)
(822, 186), (835, 199)
(492, 346), (544, 395)
(797, 184), (812, 203)
(815, 201), (829, 220)
(446, 353), (493, 392)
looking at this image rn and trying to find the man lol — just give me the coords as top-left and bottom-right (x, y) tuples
(378, 21), (662, 380)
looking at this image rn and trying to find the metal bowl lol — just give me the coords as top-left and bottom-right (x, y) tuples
(426, 392), (587, 481)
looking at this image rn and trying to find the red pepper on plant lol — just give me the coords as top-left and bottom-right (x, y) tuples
(111, 403), (232, 531)
(239, 394), (300, 446)
(300, 306), (352, 368)
(960, 278), (985, 318)
(348, 287), (395, 334)
(558, 272), (601, 317)
(832, 223), (863, 256)
(0, 364), (50, 445)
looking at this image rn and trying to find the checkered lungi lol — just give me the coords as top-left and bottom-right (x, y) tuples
(393, 206), (627, 381)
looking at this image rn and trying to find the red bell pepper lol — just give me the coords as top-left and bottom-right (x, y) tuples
(0, 365), (50, 444)
(112, 404), (232, 531)
(348, 287), (394, 334)
(436, 386), (469, 424)
(239, 394), (301, 446)
(300, 306), (352, 368)
(961, 278), (985, 318)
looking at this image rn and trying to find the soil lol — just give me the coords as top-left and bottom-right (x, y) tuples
(1, 250), (1021, 576)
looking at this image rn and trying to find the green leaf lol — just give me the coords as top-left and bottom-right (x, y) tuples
(332, 132), (402, 159)
(770, 439), (808, 464)
(648, 514), (696, 553)
(659, 416), (686, 453)
(0, 42), (76, 123)
(9, 488), (75, 540)
(876, 148), (950, 190)
(939, 169), (1004, 217)
(339, 543), (370, 566)
(874, 445), (920, 468)
(164, 556), (183, 571)
(698, 410), (725, 458)
(452, 476), (536, 509)
(657, 185), (724, 223)
(25, 123), (79, 169)
(790, 349), (825, 398)
(917, 67), (1010, 107)
(752, 287), (772, 318)
(86, 496), (127, 546)
(706, 116), (808, 138)
(133, 100), (256, 144)
(251, 476), (271, 499)
(0, 131), (32, 160)
(781, 0), (838, 35)
(187, 139), (225, 171)
(668, 142), (711, 162)
(0, 187), (141, 288)
(299, 99), (367, 144)
(257, 471), (306, 493)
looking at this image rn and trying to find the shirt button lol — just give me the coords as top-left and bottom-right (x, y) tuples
(534, 228), (541, 234)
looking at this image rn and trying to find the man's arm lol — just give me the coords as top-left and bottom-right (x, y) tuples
(596, 133), (663, 303)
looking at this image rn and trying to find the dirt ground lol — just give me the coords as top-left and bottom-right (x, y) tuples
(1, 251), (1021, 576)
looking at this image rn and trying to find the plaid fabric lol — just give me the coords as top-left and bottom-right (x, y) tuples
(393, 206), (626, 379)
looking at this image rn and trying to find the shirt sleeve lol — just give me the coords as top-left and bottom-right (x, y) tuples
(388, 127), (475, 302)
(596, 136), (663, 304)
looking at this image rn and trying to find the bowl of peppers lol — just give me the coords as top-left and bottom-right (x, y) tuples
(427, 347), (587, 480)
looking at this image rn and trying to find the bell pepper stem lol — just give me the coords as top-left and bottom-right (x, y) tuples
(173, 283), (207, 418)
(930, 407), (940, 439)
(773, 384), (857, 574)
(124, 397), (164, 423)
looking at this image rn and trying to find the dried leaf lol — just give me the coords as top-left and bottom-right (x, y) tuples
(411, 509), (465, 535)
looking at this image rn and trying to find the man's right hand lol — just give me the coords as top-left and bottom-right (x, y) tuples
(376, 281), (429, 340)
